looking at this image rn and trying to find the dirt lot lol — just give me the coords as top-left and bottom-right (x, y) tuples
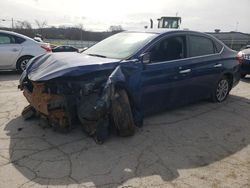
(0, 72), (250, 188)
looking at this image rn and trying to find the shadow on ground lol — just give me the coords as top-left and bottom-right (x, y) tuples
(0, 71), (20, 81)
(241, 76), (250, 83)
(4, 94), (250, 187)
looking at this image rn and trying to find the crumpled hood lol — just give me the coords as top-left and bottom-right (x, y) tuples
(25, 52), (120, 81)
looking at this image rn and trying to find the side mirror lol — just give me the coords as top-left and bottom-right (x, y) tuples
(140, 52), (151, 64)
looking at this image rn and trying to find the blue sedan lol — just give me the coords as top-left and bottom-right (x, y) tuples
(19, 30), (241, 143)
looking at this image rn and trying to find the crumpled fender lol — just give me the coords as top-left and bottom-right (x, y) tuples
(97, 60), (144, 127)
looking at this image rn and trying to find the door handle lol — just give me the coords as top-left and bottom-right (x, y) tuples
(12, 48), (19, 52)
(179, 69), (191, 74)
(214, 64), (222, 68)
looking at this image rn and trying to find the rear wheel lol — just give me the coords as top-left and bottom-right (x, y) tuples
(16, 56), (33, 73)
(111, 90), (135, 137)
(211, 76), (230, 102)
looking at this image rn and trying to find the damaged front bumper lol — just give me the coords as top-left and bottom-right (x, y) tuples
(19, 71), (120, 143)
(22, 82), (71, 129)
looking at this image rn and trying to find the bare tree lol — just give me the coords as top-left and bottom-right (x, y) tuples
(15, 20), (32, 29)
(14, 20), (33, 36)
(35, 19), (47, 36)
(76, 23), (84, 41)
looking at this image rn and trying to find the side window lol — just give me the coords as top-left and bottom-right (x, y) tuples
(150, 36), (186, 63)
(214, 40), (223, 53)
(188, 35), (215, 57)
(14, 36), (25, 44)
(0, 34), (17, 44)
(0, 34), (12, 44)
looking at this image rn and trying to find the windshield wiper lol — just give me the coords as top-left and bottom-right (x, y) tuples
(87, 53), (107, 58)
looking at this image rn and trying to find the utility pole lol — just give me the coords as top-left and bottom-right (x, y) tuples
(11, 18), (14, 29)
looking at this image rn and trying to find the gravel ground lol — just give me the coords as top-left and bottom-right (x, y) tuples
(0, 71), (250, 188)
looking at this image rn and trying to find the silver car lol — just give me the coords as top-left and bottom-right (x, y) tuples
(0, 30), (51, 72)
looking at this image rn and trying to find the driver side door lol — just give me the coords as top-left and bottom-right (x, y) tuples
(140, 34), (192, 115)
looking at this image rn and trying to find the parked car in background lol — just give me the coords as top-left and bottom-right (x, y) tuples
(240, 45), (250, 50)
(52, 45), (79, 53)
(0, 30), (51, 72)
(238, 48), (250, 78)
(19, 30), (240, 143)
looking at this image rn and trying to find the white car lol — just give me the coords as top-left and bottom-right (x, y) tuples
(0, 30), (51, 72)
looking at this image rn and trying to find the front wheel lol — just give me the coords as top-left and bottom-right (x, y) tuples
(211, 76), (230, 102)
(111, 90), (136, 137)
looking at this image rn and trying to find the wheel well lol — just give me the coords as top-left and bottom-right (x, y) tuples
(16, 55), (34, 69)
(223, 73), (233, 89)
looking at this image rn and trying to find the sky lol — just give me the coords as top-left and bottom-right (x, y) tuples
(0, 0), (250, 33)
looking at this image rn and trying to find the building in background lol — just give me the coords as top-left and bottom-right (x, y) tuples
(208, 30), (250, 51)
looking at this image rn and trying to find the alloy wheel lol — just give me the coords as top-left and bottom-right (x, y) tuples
(20, 59), (29, 71)
(216, 79), (229, 102)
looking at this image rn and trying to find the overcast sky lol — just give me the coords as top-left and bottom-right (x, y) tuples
(1, 0), (250, 33)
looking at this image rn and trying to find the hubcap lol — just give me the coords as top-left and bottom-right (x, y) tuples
(20, 59), (29, 71)
(216, 79), (229, 102)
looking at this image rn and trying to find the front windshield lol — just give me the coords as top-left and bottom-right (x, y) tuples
(84, 32), (157, 59)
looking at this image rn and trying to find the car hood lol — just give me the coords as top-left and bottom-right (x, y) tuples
(25, 52), (121, 81)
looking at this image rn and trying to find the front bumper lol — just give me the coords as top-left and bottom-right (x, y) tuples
(23, 82), (71, 129)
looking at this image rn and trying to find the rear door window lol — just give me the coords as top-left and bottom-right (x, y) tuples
(188, 35), (216, 57)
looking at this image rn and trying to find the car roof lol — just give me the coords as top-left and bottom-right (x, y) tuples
(123, 29), (222, 43)
(0, 29), (35, 41)
(124, 29), (200, 34)
(123, 29), (217, 39)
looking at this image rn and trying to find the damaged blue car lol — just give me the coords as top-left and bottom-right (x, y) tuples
(19, 30), (241, 143)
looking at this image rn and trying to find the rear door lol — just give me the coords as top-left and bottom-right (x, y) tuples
(185, 34), (224, 100)
(0, 33), (23, 69)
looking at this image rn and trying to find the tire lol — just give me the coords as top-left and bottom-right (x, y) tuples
(241, 74), (246, 79)
(22, 105), (37, 120)
(211, 76), (230, 102)
(16, 56), (33, 73)
(111, 90), (136, 137)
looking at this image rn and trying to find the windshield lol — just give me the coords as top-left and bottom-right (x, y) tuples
(84, 32), (157, 59)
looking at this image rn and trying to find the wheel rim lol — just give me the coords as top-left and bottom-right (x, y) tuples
(216, 79), (229, 102)
(20, 59), (29, 71)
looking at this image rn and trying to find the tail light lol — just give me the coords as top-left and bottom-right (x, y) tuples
(41, 44), (52, 53)
(236, 51), (243, 64)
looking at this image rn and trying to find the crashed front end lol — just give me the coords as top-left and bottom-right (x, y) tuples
(19, 53), (141, 143)
(19, 54), (143, 143)
(21, 72), (115, 141)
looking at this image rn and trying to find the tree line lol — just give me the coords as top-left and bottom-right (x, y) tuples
(0, 20), (123, 41)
